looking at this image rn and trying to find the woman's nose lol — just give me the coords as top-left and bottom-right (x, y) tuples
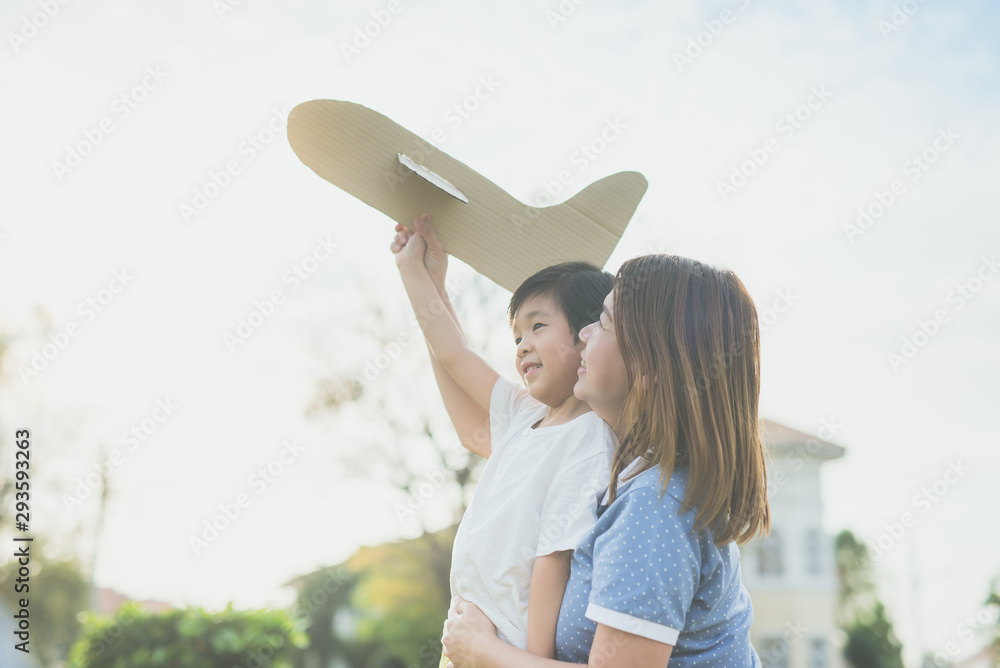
(579, 322), (596, 342)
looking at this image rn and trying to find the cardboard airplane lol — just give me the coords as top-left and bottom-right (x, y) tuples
(286, 100), (647, 293)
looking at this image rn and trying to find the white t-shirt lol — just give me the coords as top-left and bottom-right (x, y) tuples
(449, 375), (617, 650)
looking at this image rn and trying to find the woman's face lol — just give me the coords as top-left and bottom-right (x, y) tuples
(574, 290), (630, 436)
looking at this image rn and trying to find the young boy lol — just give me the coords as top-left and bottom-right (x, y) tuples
(389, 213), (617, 661)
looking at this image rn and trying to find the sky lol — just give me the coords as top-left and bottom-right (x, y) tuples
(1, 0), (998, 664)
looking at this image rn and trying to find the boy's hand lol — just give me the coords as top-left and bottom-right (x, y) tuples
(414, 213), (449, 289)
(389, 216), (427, 270)
(390, 213), (448, 286)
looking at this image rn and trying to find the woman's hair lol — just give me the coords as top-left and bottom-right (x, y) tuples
(508, 261), (614, 341)
(608, 254), (770, 546)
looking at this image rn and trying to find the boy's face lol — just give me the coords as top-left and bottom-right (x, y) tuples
(511, 293), (585, 407)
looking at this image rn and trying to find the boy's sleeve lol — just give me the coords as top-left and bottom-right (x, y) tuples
(535, 449), (610, 557)
(488, 375), (535, 449)
(584, 487), (701, 646)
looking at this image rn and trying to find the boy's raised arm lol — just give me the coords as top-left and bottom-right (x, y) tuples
(424, 289), (492, 458)
(391, 215), (499, 416)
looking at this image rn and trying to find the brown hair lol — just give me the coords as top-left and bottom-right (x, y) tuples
(508, 261), (614, 341)
(607, 254), (770, 546)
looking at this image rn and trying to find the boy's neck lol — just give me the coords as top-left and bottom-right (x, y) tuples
(534, 395), (592, 428)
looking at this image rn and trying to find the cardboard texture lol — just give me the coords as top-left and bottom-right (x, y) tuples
(287, 100), (648, 293)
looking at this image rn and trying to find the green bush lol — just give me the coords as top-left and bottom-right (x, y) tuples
(66, 602), (308, 668)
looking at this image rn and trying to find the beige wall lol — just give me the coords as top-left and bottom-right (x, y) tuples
(749, 589), (842, 667)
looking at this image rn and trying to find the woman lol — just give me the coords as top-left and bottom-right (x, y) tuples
(442, 254), (771, 666)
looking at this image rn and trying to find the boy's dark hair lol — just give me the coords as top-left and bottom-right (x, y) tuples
(508, 261), (614, 341)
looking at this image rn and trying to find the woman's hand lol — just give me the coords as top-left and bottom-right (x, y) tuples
(442, 597), (497, 667)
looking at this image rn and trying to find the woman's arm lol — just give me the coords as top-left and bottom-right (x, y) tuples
(443, 602), (567, 668)
(444, 601), (673, 668)
(526, 551), (572, 658)
(588, 624), (672, 667)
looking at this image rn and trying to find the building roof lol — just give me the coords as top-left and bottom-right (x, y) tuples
(95, 587), (174, 616)
(955, 644), (996, 667)
(761, 419), (845, 461)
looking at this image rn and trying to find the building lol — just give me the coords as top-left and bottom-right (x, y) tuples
(94, 587), (174, 616)
(742, 419), (847, 668)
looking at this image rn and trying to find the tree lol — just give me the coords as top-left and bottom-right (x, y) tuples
(0, 320), (21, 532)
(0, 311), (120, 665)
(0, 539), (90, 666)
(67, 603), (307, 667)
(987, 577), (1000, 663)
(345, 527), (456, 666)
(835, 531), (878, 627)
(834, 531), (905, 668)
(288, 566), (359, 668)
(843, 602), (905, 668)
(289, 527), (457, 668)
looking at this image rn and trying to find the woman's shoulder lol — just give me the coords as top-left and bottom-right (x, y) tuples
(620, 464), (687, 500)
(605, 465), (694, 522)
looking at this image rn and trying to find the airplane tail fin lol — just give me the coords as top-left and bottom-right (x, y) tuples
(558, 171), (648, 240)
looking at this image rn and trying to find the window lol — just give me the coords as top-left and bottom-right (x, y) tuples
(758, 530), (783, 576)
(808, 637), (828, 668)
(805, 529), (823, 576)
(759, 636), (789, 668)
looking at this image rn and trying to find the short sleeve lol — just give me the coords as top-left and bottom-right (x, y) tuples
(489, 375), (537, 448)
(536, 452), (609, 556)
(586, 487), (701, 646)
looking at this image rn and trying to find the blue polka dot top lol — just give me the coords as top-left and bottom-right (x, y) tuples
(555, 463), (761, 666)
